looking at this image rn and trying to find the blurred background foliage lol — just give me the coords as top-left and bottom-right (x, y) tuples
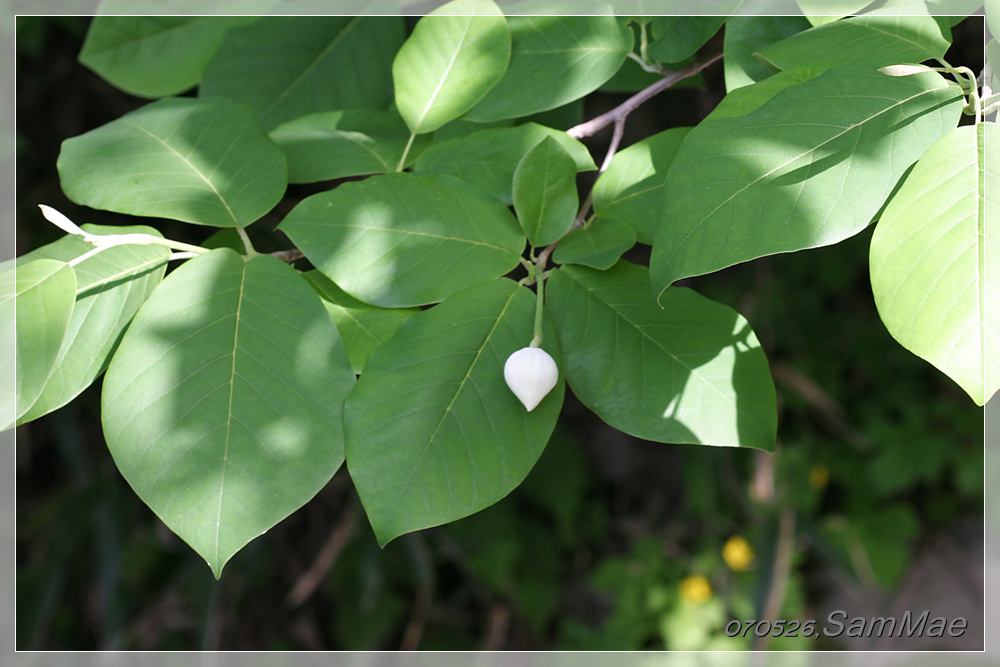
(15, 15), (984, 650)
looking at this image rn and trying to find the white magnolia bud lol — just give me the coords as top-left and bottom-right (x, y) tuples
(504, 346), (558, 412)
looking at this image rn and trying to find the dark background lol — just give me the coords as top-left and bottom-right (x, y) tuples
(14, 15), (986, 650)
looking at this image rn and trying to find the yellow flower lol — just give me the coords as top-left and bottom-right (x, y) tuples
(810, 464), (829, 490)
(722, 535), (755, 572)
(679, 574), (712, 604)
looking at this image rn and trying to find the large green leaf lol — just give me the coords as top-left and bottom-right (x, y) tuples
(759, 14), (952, 71)
(304, 271), (418, 375)
(650, 64), (964, 301)
(547, 261), (775, 451)
(101, 249), (355, 577)
(58, 97), (287, 228)
(870, 123), (999, 406)
(345, 278), (564, 546)
(280, 172), (525, 308)
(200, 17), (404, 130)
(413, 122), (596, 204)
(78, 16), (257, 98)
(15, 224), (170, 424)
(3, 260), (77, 431)
(591, 126), (690, 244)
(513, 136), (579, 246)
(722, 15), (813, 91)
(393, 0), (510, 134)
(269, 110), (432, 183)
(463, 15), (632, 123)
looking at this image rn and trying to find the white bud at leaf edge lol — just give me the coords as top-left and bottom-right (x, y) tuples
(504, 346), (558, 412)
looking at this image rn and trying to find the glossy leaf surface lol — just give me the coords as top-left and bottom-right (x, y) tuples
(101, 249), (355, 577)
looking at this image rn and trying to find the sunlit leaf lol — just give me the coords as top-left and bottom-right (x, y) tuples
(548, 261), (775, 451)
(463, 15), (632, 123)
(101, 249), (355, 577)
(345, 278), (563, 546)
(15, 224), (170, 424)
(393, 0), (510, 134)
(279, 172), (525, 308)
(58, 97), (287, 227)
(650, 64), (964, 301)
(3, 260), (77, 430)
(870, 122), (999, 406)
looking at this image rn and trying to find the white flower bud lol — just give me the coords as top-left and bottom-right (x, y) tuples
(504, 346), (558, 412)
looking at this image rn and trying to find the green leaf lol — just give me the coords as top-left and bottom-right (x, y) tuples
(512, 136), (579, 246)
(279, 172), (525, 308)
(704, 65), (828, 121)
(200, 17), (404, 130)
(759, 14), (952, 71)
(269, 110), (432, 183)
(413, 122), (596, 204)
(723, 15), (813, 91)
(78, 16), (257, 98)
(15, 225), (170, 425)
(870, 123), (999, 406)
(304, 270), (418, 375)
(547, 261), (775, 451)
(463, 15), (633, 123)
(3, 260), (77, 430)
(591, 126), (690, 244)
(552, 219), (636, 270)
(58, 97), (287, 227)
(393, 0), (510, 134)
(650, 64), (964, 300)
(101, 249), (355, 578)
(345, 278), (564, 546)
(646, 16), (726, 63)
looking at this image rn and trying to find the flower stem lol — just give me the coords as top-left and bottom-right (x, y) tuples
(530, 258), (545, 347)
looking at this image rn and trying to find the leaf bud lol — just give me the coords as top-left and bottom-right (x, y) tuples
(503, 346), (558, 412)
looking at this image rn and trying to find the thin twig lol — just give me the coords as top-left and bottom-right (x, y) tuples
(753, 509), (796, 652)
(285, 508), (358, 609)
(567, 51), (723, 140)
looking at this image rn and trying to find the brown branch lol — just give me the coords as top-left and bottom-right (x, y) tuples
(567, 51), (724, 140)
(285, 508), (357, 609)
